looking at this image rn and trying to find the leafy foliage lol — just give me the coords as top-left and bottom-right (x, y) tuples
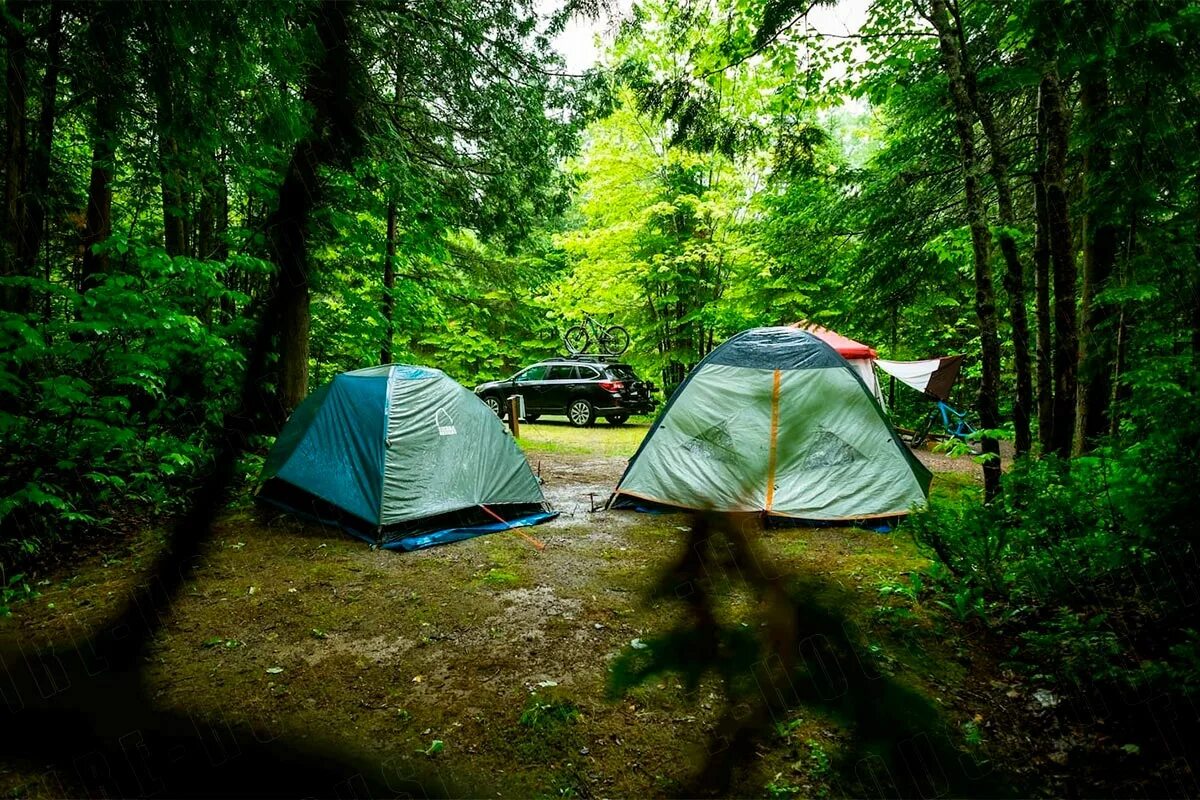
(0, 245), (256, 561)
(0, 0), (582, 569)
(906, 382), (1200, 702)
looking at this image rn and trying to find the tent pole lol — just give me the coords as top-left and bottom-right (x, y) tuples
(890, 306), (898, 408)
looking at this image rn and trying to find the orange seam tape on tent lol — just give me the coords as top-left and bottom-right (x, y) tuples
(765, 369), (782, 512)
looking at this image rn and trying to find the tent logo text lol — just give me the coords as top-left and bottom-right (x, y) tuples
(435, 408), (456, 436)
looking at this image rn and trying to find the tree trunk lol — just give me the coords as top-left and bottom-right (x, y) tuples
(1040, 56), (1078, 458)
(928, 0), (1003, 501)
(215, 157), (228, 263)
(1109, 99), (1148, 438)
(1073, 71), (1119, 453)
(157, 126), (187, 257)
(197, 174), (214, 262)
(211, 153), (234, 322)
(148, 7), (187, 258)
(889, 305), (898, 407)
(192, 153), (224, 326)
(380, 68), (401, 364)
(1194, 121), (1200, 365)
(380, 200), (398, 364)
(79, 108), (118, 292)
(957, 17), (1034, 456)
(266, 0), (361, 418)
(1109, 217), (1134, 438)
(17, 0), (63, 312)
(1033, 79), (1054, 451)
(79, 6), (127, 293)
(2, 0), (28, 312)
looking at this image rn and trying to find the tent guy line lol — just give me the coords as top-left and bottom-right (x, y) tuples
(480, 503), (546, 550)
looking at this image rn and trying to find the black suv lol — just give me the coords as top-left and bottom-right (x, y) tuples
(474, 358), (657, 426)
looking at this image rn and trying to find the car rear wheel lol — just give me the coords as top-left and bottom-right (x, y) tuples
(483, 395), (505, 419)
(606, 414), (629, 425)
(568, 398), (595, 427)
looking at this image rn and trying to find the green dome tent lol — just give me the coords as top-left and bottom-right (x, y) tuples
(609, 327), (931, 522)
(259, 365), (555, 550)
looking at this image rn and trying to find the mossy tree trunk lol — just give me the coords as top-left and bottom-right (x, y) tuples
(267, 0), (363, 419)
(927, 0), (1003, 501)
(1074, 69), (1119, 453)
(1039, 53), (1078, 458)
(1033, 80), (1054, 452)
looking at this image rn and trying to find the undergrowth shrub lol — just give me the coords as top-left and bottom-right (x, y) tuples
(0, 244), (267, 570)
(903, 379), (1200, 707)
(515, 691), (583, 765)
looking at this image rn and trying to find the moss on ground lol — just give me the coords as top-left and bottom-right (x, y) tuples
(930, 469), (981, 501)
(1, 423), (1018, 798)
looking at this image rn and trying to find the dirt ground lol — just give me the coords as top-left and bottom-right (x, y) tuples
(1, 419), (1050, 798)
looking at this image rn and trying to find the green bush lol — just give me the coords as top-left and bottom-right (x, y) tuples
(0, 245), (261, 568)
(903, 386), (1200, 703)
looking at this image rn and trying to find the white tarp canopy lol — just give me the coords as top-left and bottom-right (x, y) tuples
(874, 356), (964, 402)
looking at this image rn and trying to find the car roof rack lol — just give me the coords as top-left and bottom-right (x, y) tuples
(560, 353), (623, 363)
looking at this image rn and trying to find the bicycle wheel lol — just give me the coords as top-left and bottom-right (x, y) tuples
(909, 411), (934, 448)
(563, 326), (590, 354)
(597, 325), (630, 355)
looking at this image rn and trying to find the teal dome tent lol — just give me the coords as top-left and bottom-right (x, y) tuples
(259, 365), (555, 550)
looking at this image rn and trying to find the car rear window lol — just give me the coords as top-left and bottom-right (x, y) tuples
(576, 365), (600, 379)
(605, 365), (636, 380)
(547, 365), (575, 380)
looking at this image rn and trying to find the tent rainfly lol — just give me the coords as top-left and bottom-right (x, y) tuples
(609, 327), (932, 521)
(792, 321), (883, 403)
(792, 321), (964, 403)
(259, 365), (555, 551)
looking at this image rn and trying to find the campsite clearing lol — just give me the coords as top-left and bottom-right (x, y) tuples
(3, 423), (1046, 798)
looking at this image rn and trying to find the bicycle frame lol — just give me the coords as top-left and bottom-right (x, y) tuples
(908, 400), (975, 447)
(935, 401), (975, 441)
(579, 313), (602, 339)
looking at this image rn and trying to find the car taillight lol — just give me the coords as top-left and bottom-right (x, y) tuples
(598, 380), (624, 393)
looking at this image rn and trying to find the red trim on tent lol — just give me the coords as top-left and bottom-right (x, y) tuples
(791, 321), (877, 359)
